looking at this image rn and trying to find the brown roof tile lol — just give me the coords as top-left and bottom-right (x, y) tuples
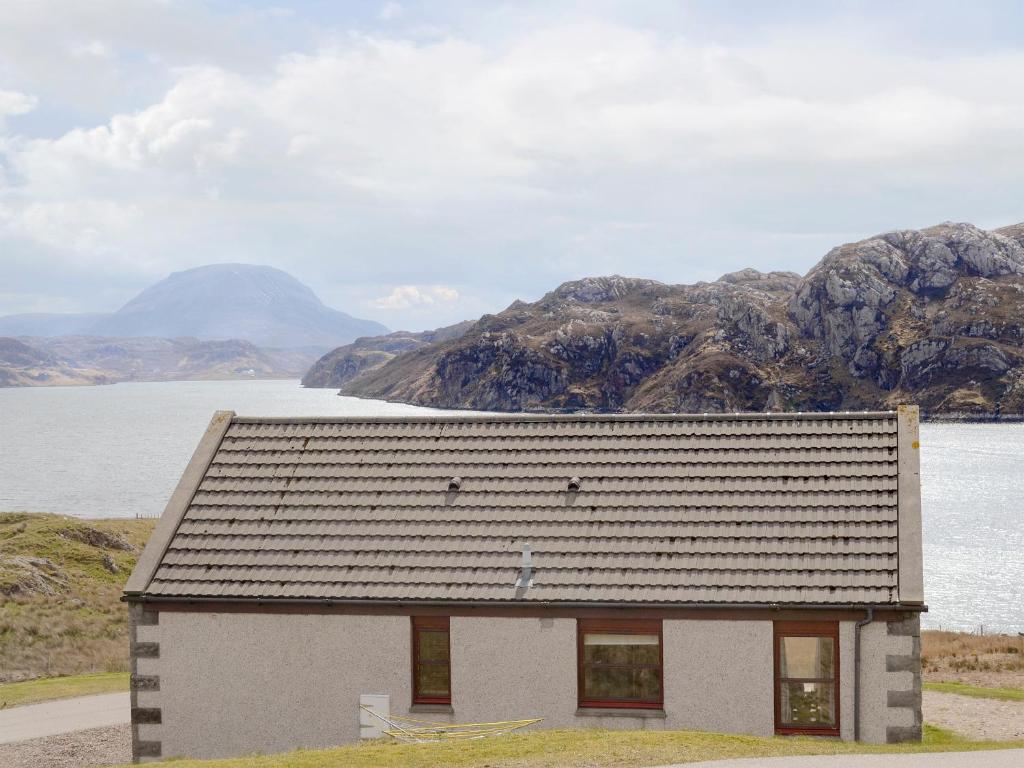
(136, 412), (916, 606)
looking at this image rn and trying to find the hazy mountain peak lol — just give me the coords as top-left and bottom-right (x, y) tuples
(0, 263), (388, 351)
(127, 264), (323, 309)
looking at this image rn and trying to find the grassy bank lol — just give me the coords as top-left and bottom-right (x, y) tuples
(0, 512), (155, 683)
(110, 726), (1022, 768)
(924, 681), (1024, 702)
(0, 671), (128, 708)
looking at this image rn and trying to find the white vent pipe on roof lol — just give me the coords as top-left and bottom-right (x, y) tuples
(515, 543), (533, 588)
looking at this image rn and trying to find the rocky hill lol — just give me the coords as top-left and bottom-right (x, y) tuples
(335, 222), (1024, 415)
(302, 320), (473, 388)
(0, 512), (155, 682)
(0, 335), (315, 387)
(0, 338), (111, 387)
(0, 264), (387, 351)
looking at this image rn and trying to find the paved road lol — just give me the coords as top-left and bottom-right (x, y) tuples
(0, 693), (130, 744)
(657, 750), (1024, 767)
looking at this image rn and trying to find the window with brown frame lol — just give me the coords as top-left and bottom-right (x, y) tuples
(412, 616), (451, 705)
(774, 621), (840, 736)
(577, 618), (663, 709)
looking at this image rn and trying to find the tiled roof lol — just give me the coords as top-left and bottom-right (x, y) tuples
(131, 411), (919, 606)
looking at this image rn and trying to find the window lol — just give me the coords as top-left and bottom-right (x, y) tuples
(577, 619), (663, 709)
(774, 621), (840, 735)
(412, 616), (450, 705)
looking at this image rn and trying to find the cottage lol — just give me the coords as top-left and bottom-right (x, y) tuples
(124, 407), (925, 762)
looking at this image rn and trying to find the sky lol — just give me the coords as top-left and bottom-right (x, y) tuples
(1, 1), (1023, 332)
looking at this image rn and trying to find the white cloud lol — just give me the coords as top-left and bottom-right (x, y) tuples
(374, 284), (459, 310)
(8, 23), (1024, 207)
(0, 89), (37, 116)
(1, 6), (1024, 330)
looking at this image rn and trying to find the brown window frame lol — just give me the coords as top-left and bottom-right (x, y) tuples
(577, 618), (664, 710)
(411, 616), (451, 705)
(773, 620), (841, 736)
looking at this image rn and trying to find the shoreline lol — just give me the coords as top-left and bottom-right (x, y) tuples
(7, 378), (1024, 424)
(337, 391), (1024, 421)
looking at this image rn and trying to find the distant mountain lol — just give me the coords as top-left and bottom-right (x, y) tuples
(302, 321), (474, 388)
(334, 221), (1024, 416)
(0, 337), (112, 387)
(0, 264), (387, 350)
(0, 335), (317, 388)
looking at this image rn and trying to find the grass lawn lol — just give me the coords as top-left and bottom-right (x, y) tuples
(0, 671), (129, 708)
(112, 725), (1024, 768)
(924, 681), (1024, 702)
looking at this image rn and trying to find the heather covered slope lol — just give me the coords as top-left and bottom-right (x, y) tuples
(340, 221), (1024, 415)
(0, 513), (155, 682)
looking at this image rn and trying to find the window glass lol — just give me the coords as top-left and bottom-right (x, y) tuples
(584, 634), (660, 666)
(583, 665), (662, 701)
(579, 624), (662, 707)
(779, 636), (834, 679)
(779, 681), (836, 727)
(775, 625), (838, 733)
(412, 617), (450, 704)
(416, 662), (451, 698)
(418, 630), (450, 662)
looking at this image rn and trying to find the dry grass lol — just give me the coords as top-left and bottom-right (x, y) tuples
(0, 671), (128, 708)
(112, 726), (1023, 768)
(922, 630), (1024, 690)
(924, 631), (1024, 660)
(0, 512), (155, 683)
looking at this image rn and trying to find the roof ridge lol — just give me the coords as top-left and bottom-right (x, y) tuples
(230, 411), (898, 424)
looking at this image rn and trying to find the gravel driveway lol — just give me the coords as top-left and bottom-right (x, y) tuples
(923, 690), (1024, 741)
(0, 723), (130, 768)
(0, 692), (129, 743)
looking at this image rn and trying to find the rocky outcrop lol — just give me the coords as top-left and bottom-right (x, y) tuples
(343, 270), (836, 412)
(787, 222), (1024, 412)
(330, 221), (1024, 416)
(302, 321), (473, 388)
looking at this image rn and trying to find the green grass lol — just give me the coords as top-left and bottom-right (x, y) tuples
(112, 725), (1024, 768)
(0, 512), (155, 682)
(925, 681), (1024, 702)
(0, 671), (128, 708)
